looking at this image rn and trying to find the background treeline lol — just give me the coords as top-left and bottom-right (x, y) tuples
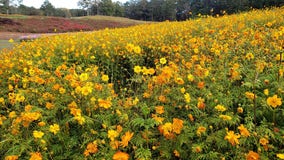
(0, 0), (283, 21)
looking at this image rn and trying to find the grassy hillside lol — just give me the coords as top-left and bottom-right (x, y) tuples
(0, 14), (147, 33)
(0, 7), (283, 160)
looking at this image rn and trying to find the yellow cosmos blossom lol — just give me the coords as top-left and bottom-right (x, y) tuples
(245, 91), (256, 100)
(263, 89), (269, 96)
(245, 52), (254, 60)
(108, 129), (119, 141)
(215, 104), (227, 112)
(277, 154), (284, 159)
(184, 93), (191, 103)
(224, 130), (240, 146)
(267, 95), (282, 108)
(49, 124), (60, 135)
(196, 126), (207, 136)
(160, 57), (167, 64)
(134, 66), (142, 73)
(74, 115), (85, 125)
(8, 111), (17, 119)
(33, 130), (44, 139)
(0, 97), (5, 105)
(120, 131), (134, 148)
(187, 74), (194, 82)
(219, 115), (232, 121)
(79, 73), (89, 81)
(101, 74), (109, 82)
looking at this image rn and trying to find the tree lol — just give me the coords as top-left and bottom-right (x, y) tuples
(40, 0), (55, 16)
(0, 0), (22, 14)
(99, 0), (114, 15)
(78, 0), (100, 15)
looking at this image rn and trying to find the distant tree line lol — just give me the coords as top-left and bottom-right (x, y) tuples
(1, 0), (283, 21)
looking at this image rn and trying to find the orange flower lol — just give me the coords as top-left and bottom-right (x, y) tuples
(238, 124), (250, 137)
(172, 118), (183, 134)
(267, 95), (282, 108)
(155, 106), (165, 114)
(84, 141), (98, 157)
(120, 131), (134, 148)
(197, 81), (205, 89)
(29, 152), (42, 160)
(98, 98), (112, 109)
(224, 130), (240, 146)
(259, 137), (269, 146)
(246, 151), (259, 160)
(196, 126), (206, 136)
(158, 95), (167, 103)
(112, 151), (129, 160)
(5, 155), (18, 160)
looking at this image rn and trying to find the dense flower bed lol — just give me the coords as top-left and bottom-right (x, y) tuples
(0, 16), (141, 33)
(0, 7), (284, 160)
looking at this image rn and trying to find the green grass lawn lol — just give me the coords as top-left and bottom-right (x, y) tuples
(0, 40), (16, 50)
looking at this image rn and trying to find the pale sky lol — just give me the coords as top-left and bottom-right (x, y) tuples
(22, 0), (80, 9)
(22, 0), (127, 9)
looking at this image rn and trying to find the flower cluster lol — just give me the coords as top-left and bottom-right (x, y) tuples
(1, 7), (283, 160)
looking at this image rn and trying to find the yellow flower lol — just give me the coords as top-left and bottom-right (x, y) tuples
(224, 130), (240, 146)
(187, 74), (194, 82)
(175, 77), (184, 85)
(215, 104), (227, 112)
(184, 93), (191, 103)
(196, 126), (206, 136)
(8, 111), (17, 118)
(160, 57), (167, 64)
(238, 124), (250, 137)
(81, 86), (92, 96)
(263, 89), (269, 96)
(29, 152), (42, 160)
(74, 115), (85, 125)
(245, 92), (256, 100)
(245, 52), (254, 60)
(59, 87), (66, 94)
(79, 73), (89, 81)
(277, 154), (284, 159)
(0, 97), (5, 105)
(219, 115), (232, 121)
(108, 129), (119, 141)
(134, 66), (142, 73)
(120, 131), (134, 148)
(101, 74), (109, 82)
(267, 95), (282, 108)
(112, 151), (129, 160)
(133, 46), (141, 54)
(9, 38), (14, 43)
(33, 130), (44, 139)
(49, 124), (60, 135)
(180, 87), (186, 93)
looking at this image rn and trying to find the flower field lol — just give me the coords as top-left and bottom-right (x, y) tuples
(0, 7), (284, 160)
